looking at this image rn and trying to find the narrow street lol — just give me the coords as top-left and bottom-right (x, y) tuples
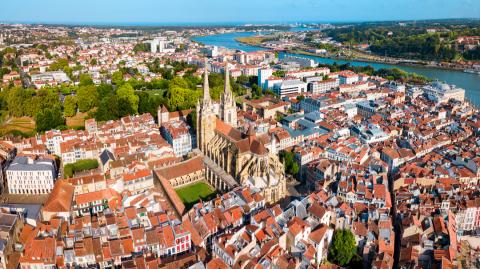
(389, 173), (401, 269)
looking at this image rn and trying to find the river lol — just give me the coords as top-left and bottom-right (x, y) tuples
(193, 31), (480, 106)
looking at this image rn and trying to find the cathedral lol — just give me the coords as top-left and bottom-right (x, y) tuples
(196, 60), (287, 204)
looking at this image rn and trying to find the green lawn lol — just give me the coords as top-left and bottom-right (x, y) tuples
(175, 182), (216, 207)
(64, 159), (99, 178)
(146, 89), (166, 97)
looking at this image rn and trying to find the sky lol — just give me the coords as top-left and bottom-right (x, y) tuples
(1, 0), (479, 25)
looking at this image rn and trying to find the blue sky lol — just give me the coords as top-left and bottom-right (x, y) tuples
(1, 0), (479, 25)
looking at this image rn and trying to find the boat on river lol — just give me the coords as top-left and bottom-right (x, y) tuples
(464, 69), (480, 75)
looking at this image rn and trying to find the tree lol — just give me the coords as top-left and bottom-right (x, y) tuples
(5, 87), (29, 116)
(165, 86), (187, 111)
(464, 46), (480, 60)
(236, 75), (250, 85)
(49, 58), (69, 71)
(208, 72), (224, 88)
(169, 76), (190, 89)
(95, 94), (120, 121)
(165, 85), (201, 111)
(64, 159), (99, 178)
(63, 95), (77, 117)
(36, 88), (61, 109)
(160, 69), (173, 80)
(328, 229), (357, 267)
(118, 97), (136, 117)
(19, 88), (62, 117)
(273, 70), (286, 77)
(291, 162), (300, 175)
(111, 71), (124, 85)
(116, 83), (139, 114)
(78, 74), (94, 87)
(136, 91), (164, 117)
(210, 86), (222, 101)
(279, 151), (300, 177)
(35, 109), (50, 132)
(76, 85), (98, 112)
(187, 110), (197, 131)
(35, 107), (65, 132)
(133, 43), (150, 53)
(97, 83), (115, 99)
(251, 84), (263, 99)
(60, 84), (76, 95)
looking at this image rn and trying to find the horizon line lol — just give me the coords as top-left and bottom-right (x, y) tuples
(1, 17), (480, 28)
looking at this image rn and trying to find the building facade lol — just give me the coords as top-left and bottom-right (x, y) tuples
(161, 121), (193, 157)
(6, 156), (57, 195)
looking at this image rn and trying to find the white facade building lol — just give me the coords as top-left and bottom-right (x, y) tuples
(274, 79), (307, 97)
(6, 156), (57, 195)
(30, 71), (70, 89)
(258, 68), (273, 89)
(282, 55), (316, 68)
(423, 81), (465, 103)
(160, 121), (193, 157)
(308, 78), (339, 94)
(339, 72), (359, 85)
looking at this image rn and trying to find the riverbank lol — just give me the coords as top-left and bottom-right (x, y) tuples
(300, 50), (472, 72)
(234, 37), (468, 72)
(285, 48), (470, 72)
(193, 31), (480, 105)
(235, 36), (266, 46)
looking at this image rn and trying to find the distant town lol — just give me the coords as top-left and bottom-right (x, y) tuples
(0, 21), (478, 269)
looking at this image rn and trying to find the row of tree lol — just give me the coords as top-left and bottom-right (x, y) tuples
(369, 35), (459, 61)
(0, 63), (251, 135)
(317, 62), (430, 84)
(324, 24), (480, 61)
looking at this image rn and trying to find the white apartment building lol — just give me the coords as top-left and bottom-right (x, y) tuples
(339, 81), (374, 94)
(423, 81), (465, 103)
(308, 78), (339, 94)
(274, 79), (307, 97)
(30, 71), (70, 89)
(264, 76), (283, 90)
(160, 121), (193, 157)
(351, 123), (390, 144)
(339, 71), (359, 85)
(282, 55), (316, 68)
(258, 68), (273, 89)
(285, 67), (330, 80)
(6, 156), (57, 195)
(122, 169), (154, 194)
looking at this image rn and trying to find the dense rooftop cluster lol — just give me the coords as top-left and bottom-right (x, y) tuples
(0, 24), (478, 269)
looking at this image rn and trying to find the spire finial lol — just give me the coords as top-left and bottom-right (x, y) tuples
(224, 62), (231, 94)
(203, 58), (210, 102)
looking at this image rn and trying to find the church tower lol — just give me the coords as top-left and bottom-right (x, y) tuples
(157, 105), (169, 127)
(220, 63), (238, 127)
(197, 59), (217, 152)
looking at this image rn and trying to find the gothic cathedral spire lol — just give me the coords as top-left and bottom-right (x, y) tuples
(202, 58), (211, 105)
(224, 62), (231, 95)
(197, 58), (216, 152)
(220, 62), (237, 127)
